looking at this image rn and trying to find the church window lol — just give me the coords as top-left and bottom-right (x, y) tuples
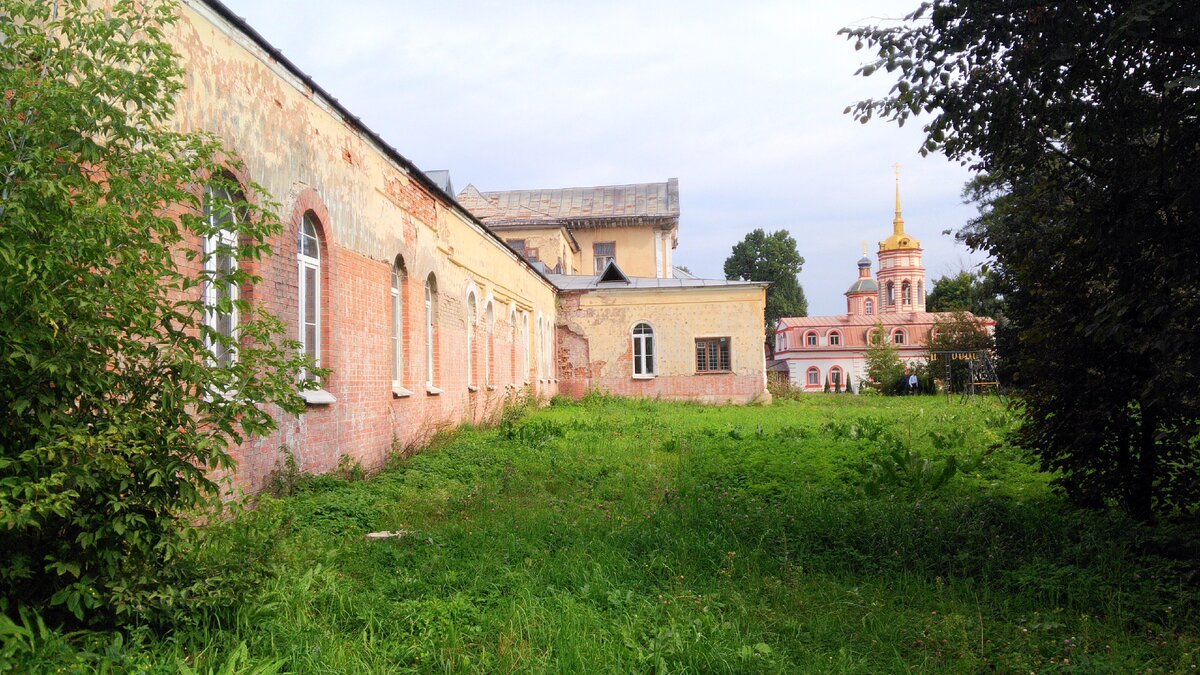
(806, 367), (820, 386)
(830, 366), (843, 387)
(828, 330), (842, 346)
(298, 212), (323, 380)
(886, 281), (895, 305)
(902, 281), (912, 305)
(203, 182), (240, 367)
(632, 322), (656, 377)
(695, 337), (731, 372)
(893, 328), (907, 345)
(594, 242), (616, 272)
(805, 330), (818, 347)
(865, 298), (874, 315)
(521, 312), (530, 382)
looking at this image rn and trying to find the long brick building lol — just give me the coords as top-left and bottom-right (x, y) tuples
(168, 0), (770, 492)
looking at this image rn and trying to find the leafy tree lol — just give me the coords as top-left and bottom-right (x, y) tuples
(724, 229), (808, 346)
(864, 323), (905, 395)
(0, 0), (309, 625)
(926, 266), (1004, 319)
(926, 312), (994, 393)
(843, 1), (1200, 518)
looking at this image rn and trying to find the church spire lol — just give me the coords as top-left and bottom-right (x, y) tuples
(892, 162), (905, 235)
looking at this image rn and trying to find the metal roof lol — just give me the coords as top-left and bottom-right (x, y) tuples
(458, 179), (679, 225)
(548, 272), (767, 292)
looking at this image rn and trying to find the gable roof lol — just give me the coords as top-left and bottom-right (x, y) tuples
(457, 179), (680, 228)
(597, 260), (631, 284)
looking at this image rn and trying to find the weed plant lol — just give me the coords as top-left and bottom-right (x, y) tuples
(6, 396), (1198, 672)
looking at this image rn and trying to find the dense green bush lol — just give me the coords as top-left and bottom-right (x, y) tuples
(0, 0), (308, 627)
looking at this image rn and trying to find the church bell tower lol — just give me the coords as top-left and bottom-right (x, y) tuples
(875, 165), (926, 313)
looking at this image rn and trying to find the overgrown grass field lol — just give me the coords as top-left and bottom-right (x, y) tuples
(9, 395), (1200, 672)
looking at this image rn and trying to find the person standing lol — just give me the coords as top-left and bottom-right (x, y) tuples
(908, 371), (919, 394)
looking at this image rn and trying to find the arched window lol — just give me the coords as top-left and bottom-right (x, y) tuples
(298, 212), (322, 380)
(866, 328), (880, 345)
(204, 182), (241, 366)
(830, 366), (843, 387)
(902, 281), (912, 305)
(425, 274), (438, 387)
(893, 328), (907, 345)
(632, 322), (656, 377)
(485, 301), (495, 386)
(391, 256), (407, 386)
(778, 331), (788, 351)
(466, 292), (477, 388)
(917, 281), (925, 305)
(510, 307), (518, 383)
(806, 367), (820, 386)
(865, 298), (874, 315)
(828, 330), (842, 346)
(930, 327), (940, 342)
(886, 281), (895, 306)
(522, 312), (530, 382)
(536, 316), (544, 379)
(805, 330), (818, 347)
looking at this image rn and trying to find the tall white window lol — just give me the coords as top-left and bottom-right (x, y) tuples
(902, 280), (912, 305)
(484, 301), (494, 386)
(466, 292), (477, 388)
(865, 298), (874, 315)
(298, 213), (322, 379)
(391, 257), (406, 385)
(632, 322), (655, 377)
(828, 330), (842, 346)
(807, 367), (820, 386)
(204, 184), (239, 366)
(425, 274), (437, 387)
(886, 281), (896, 306)
(522, 313), (530, 382)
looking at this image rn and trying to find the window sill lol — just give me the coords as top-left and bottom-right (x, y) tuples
(467, 385), (479, 393)
(300, 388), (337, 405)
(426, 385), (443, 396)
(632, 374), (656, 380)
(695, 370), (733, 376)
(392, 383), (413, 398)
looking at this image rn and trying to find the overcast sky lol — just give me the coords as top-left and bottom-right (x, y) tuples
(218, 0), (988, 316)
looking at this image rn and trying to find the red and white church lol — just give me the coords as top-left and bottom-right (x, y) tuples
(774, 171), (993, 392)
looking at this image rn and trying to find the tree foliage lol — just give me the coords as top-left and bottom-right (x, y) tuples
(0, 0), (308, 625)
(926, 266), (1004, 320)
(723, 229), (808, 345)
(863, 323), (906, 395)
(926, 312), (994, 393)
(843, 1), (1200, 518)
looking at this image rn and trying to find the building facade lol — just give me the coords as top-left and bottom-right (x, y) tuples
(168, 0), (768, 492)
(775, 172), (991, 391)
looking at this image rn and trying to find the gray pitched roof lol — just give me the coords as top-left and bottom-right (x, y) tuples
(458, 179), (679, 227)
(846, 278), (879, 294)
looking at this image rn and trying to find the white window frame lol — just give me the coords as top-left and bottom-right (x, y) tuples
(865, 298), (874, 315)
(807, 367), (820, 386)
(632, 322), (656, 378)
(893, 328), (907, 345)
(593, 241), (616, 273)
(466, 292), (477, 389)
(805, 331), (818, 347)
(203, 184), (238, 367)
(298, 214), (321, 381)
(828, 330), (841, 347)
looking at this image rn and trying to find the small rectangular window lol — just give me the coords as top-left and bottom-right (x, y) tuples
(507, 239), (526, 256)
(695, 337), (731, 373)
(594, 242), (616, 273)
(526, 247), (540, 262)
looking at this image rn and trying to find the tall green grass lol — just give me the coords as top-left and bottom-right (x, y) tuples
(6, 395), (1198, 673)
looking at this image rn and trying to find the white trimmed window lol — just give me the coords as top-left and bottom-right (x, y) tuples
(391, 257), (407, 386)
(886, 281), (896, 306)
(830, 366), (843, 387)
(865, 298), (874, 315)
(485, 301), (494, 386)
(203, 183), (239, 367)
(425, 274), (438, 387)
(902, 280), (912, 305)
(807, 367), (820, 386)
(805, 330), (818, 347)
(828, 330), (842, 346)
(632, 322), (656, 377)
(298, 213), (322, 379)
(466, 292), (477, 388)
(893, 328), (907, 345)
